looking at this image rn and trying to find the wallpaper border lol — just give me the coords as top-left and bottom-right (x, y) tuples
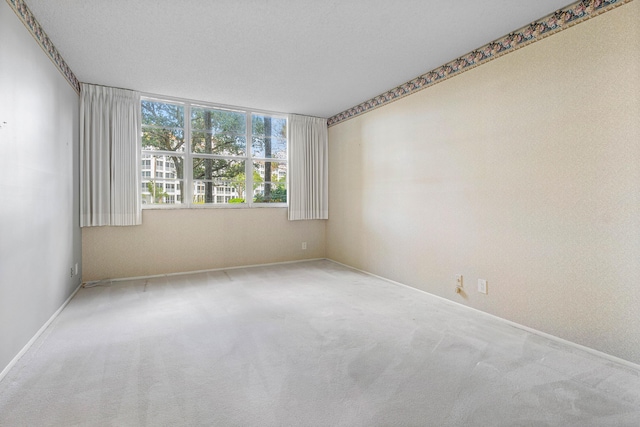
(327, 0), (633, 127)
(6, 0), (81, 94)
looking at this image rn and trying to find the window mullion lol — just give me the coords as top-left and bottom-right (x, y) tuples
(245, 112), (252, 206)
(183, 103), (192, 207)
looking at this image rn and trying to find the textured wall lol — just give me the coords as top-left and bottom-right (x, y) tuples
(82, 208), (326, 281)
(327, 2), (640, 364)
(0, 2), (82, 374)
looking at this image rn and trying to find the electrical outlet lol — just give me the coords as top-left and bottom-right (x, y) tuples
(302, 242), (307, 250)
(478, 279), (488, 294)
(455, 274), (463, 294)
(74, 263), (78, 276)
(70, 267), (74, 278)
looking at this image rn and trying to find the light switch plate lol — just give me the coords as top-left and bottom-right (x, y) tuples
(478, 279), (488, 294)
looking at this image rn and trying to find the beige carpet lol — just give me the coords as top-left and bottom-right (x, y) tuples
(1, 260), (639, 426)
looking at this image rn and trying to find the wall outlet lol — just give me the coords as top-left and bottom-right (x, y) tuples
(455, 274), (463, 293)
(74, 263), (78, 276)
(478, 279), (488, 294)
(70, 267), (74, 278)
(301, 242), (307, 250)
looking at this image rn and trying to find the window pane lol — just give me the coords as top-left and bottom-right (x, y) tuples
(253, 161), (287, 203)
(192, 158), (245, 204)
(191, 108), (246, 133)
(192, 132), (246, 156)
(141, 154), (184, 205)
(253, 182), (287, 203)
(252, 114), (286, 136)
(142, 100), (184, 128)
(142, 128), (185, 152)
(251, 136), (287, 159)
(142, 180), (184, 204)
(252, 115), (287, 159)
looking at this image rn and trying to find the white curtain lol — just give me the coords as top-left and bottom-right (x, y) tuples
(80, 84), (141, 226)
(288, 114), (328, 220)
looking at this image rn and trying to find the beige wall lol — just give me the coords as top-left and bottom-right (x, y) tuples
(83, 208), (325, 281)
(327, 3), (640, 364)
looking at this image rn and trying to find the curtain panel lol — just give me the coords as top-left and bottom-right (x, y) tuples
(80, 84), (141, 226)
(288, 114), (328, 220)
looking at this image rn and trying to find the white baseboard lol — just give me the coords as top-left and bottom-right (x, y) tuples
(83, 258), (327, 286)
(327, 259), (640, 372)
(0, 282), (83, 383)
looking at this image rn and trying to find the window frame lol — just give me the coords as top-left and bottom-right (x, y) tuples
(140, 94), (288, 209)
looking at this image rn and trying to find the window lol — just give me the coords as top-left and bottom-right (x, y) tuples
(141, 98), (287, 207)
(251, 114), (287, 203)
(141, 100), (185, 205)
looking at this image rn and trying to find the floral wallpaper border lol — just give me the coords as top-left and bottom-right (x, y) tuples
(327, 0), (632, 127)
(6, 0), (81, 94)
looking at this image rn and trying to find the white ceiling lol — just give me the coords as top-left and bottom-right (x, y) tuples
(26, 0), (572, 118)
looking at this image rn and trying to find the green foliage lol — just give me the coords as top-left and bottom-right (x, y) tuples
(253, 170), (263, 186)
(142, 101), (185, 152)
(191, 108), (246, 159)
(192, 158), (244, 181)
(254, 171), (286, 203)
(146, 181), (168, 203)
(142, 101), (184, 128)
(269, 185), (287, 203)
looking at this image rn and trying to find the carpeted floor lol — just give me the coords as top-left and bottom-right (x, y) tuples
(1, 260), (639, 426)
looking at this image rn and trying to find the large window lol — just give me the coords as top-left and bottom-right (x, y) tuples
(141, 98), (287, 207)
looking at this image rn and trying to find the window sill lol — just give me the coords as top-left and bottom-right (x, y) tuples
(142, 203), (287, 210)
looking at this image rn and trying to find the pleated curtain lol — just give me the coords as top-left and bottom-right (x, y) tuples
(288, 114), (328, 220)
(80, 84), (141, 226)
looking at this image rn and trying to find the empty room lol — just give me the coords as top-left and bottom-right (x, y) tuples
(1, 0), (639, 425)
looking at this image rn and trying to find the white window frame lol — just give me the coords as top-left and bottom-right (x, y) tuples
(141, 94), (288, 209)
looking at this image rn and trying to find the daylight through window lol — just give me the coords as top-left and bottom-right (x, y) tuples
(141, 98), (287, 207)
